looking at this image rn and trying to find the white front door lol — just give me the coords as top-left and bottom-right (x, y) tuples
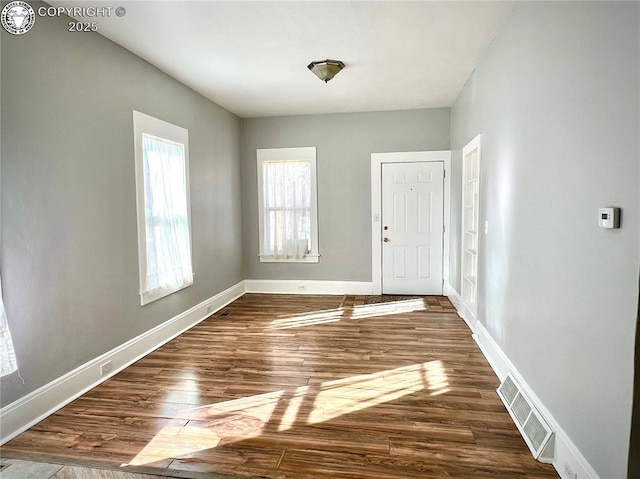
(381, 162), (444, 295)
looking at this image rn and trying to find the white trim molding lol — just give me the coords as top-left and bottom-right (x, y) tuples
(445, 283), (463, 319)
(371, 150), (452, 296)
(446, 284), (474, 331)
(133, 111), (194, 306)
(245, 279), (373, 295)
(256, 146), (319, 263)
(474, 321), (601, 479)
(0, 281), (245, 445)
(460, 134), (482, 335)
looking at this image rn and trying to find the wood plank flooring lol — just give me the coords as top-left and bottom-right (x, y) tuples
(1, 294), (559, 479)
(0, 458), (183, 479)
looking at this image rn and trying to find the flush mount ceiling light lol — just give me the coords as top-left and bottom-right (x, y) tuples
(307, 59), (345, 83)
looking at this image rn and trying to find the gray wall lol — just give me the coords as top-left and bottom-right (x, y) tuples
(450, 2), (639, 478)
(448, 148), (462, 292)
(241, 109), (450, 281)
(1, 9), (244, 406)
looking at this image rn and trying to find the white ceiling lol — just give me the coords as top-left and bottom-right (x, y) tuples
(51, 1), (514, 118)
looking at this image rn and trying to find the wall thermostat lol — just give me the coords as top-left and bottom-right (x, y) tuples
(598, 207), (620, 229)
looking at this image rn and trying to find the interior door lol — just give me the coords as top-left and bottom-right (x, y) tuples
(381, 162), (444, 295)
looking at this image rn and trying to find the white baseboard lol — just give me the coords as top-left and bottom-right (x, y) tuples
(445, 283), (476, 333)
(0, 281), (245, 446)
(4, 278), (600, 479)
(245, 279), (373, 295)
(445, 283), (463, 316)
(474, 321), (601, 479)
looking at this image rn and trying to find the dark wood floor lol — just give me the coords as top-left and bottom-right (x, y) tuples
(1, 294), (559, 479)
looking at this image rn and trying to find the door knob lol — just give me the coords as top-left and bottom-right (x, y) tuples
(383, 237), (390, 242)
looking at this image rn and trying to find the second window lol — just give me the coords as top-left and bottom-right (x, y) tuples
(257, 147), (319, 262)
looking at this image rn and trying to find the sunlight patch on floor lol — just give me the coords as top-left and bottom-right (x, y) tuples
(127, 360), (449, 466)
(127, 390), (284, 466)
(277, 387), (311, 432)
(349, 299), (429, 320)
(308, 359), (448, 423)
(268, 298), (429, 329)
(424, 359), (449, 394)
(267, 308), (345, 329)
(126, 426), (220, 466)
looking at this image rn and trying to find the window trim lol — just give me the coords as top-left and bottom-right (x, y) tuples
(133, 110), (193, 305)
(256, 146), (319, 263)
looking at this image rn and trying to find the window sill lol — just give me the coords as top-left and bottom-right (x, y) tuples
(140, 281), (193, 305)
(259, 254), (320, 263)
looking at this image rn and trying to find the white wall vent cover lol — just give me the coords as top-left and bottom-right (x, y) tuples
(497, 374), (555, 463)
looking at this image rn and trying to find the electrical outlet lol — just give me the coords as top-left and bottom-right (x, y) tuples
(100, 360), (113, 377)
(298, 284), (307, 291)
(563, 463), (577, 479)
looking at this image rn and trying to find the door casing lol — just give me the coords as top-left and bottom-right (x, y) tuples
(460, 135), (482, 334)
(371, 151), (451, 295)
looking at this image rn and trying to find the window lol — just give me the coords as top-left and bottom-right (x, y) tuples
(257, 147), (319, 262)
(133, 111), (193, 305)
(0, 276), (18, 377)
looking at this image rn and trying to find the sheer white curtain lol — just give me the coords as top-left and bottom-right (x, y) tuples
(142, 134), (193, 296)
(0, 276), (18, 377)
(263, 160), (311, 259)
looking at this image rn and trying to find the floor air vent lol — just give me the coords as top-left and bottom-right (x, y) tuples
(497, 375), (554, 463)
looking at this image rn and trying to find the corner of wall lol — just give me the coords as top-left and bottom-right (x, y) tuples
(0, 281), (245, 445)
(445, 283), (463, 318)
(474, 321), (603, 479)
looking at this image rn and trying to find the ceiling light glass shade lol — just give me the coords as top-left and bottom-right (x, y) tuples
(307, 59), (345, 83)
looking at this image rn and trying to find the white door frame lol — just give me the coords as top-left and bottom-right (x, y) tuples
(460, 134), (482, 334)
(371, 151), (451, 295)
